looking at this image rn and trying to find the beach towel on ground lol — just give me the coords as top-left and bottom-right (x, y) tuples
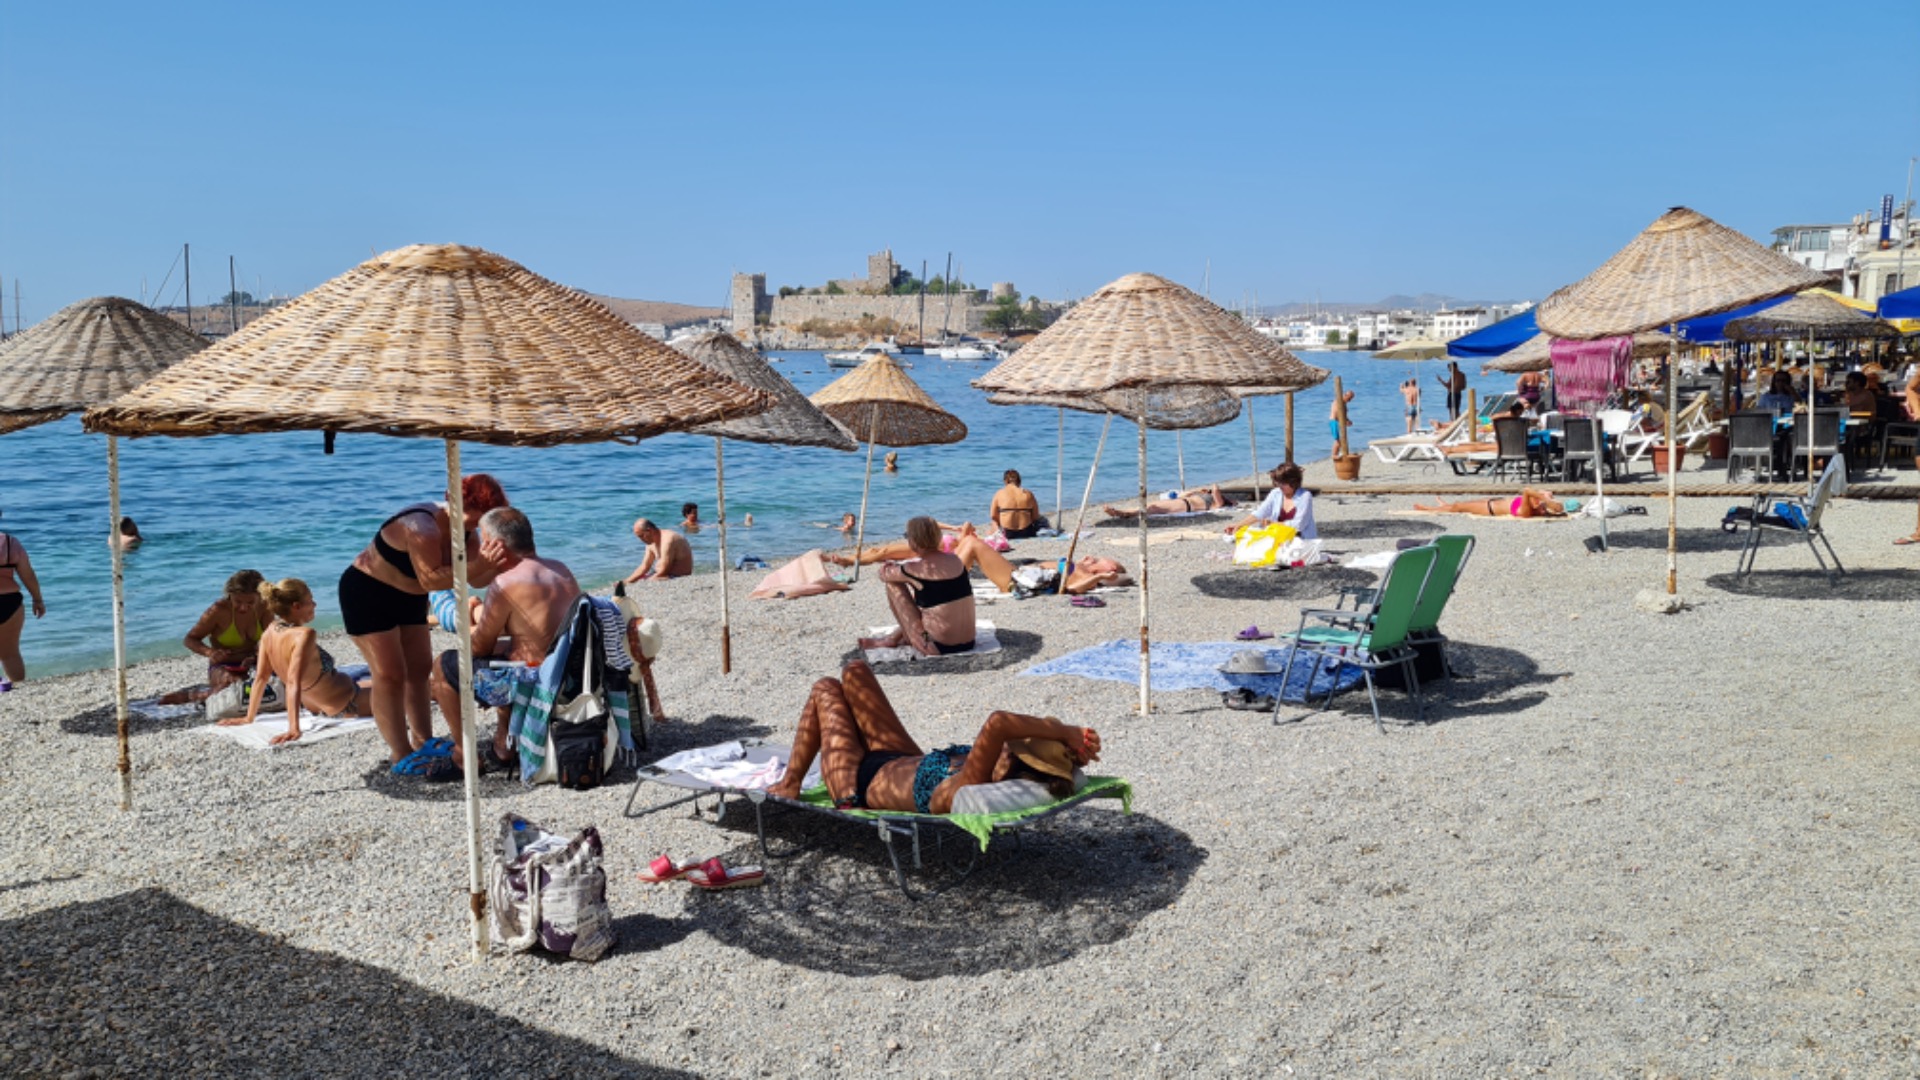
(509, 598), (635, 785)
(750, 550), (850, 600)
(1022, 640), (1363, 703)
(862, 620), (1001, 664)
(195, 709), (378, 751)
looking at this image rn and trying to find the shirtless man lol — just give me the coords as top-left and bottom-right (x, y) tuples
(1400, 378), (1420, 433)
(989, 469), (1045, 538)
(625, 518), (693, 581)
(430, 508), (581, 772)
(1435, 361), (1467, 420)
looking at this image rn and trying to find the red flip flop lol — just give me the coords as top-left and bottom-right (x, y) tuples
(636, 855), (698, 884)
(687, 857), (765, 890)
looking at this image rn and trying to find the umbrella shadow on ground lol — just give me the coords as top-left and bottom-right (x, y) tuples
(1189, 567), (1378, 601)
(360, 758), (533, 803)
(681, 804), (1204, 980)
(845, 629), (1045, 677)
(1086, 511), (1232, 530)
(643, 713), (777, 758)
(1701, 568), (1920, 602)
(1593, 525), (1746, 551)
(1316, 517), (1442, 541)
(1281, 643), (1558, 728)
(0, 889), (690, 1078)
(59, 701), (208, 739)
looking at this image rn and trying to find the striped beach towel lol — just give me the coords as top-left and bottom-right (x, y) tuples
(507, 597), (636, 785)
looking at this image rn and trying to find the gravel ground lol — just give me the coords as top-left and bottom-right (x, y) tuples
(3, 485), (1918, 1077)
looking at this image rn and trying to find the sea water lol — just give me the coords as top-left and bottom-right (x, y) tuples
(0, 350), (1516, 677)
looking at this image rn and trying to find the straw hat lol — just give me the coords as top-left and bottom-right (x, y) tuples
(974, 273), (1328, 396)
(1724, 292), (1898, 342)
(1006, 736), (1076, 782)
(1482, 330), (1677, 373)
(809, 355), (967, 446)
(1535, 207), (1829, 340)
(984, 384), (1242, 430)
(84, 245), (773, 448)
(675, 331), (858, 450)
(1220, 649), (1279, 674)
(0, 296), (207, 433)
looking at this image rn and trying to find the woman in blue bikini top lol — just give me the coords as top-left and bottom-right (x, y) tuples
(767, 660), (1100, 815)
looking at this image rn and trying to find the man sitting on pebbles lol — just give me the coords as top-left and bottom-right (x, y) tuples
(429, 508), (580, 778)
(625, 518), (693, 581)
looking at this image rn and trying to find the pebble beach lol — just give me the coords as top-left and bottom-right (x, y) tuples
(3, 481), (1918, 1076)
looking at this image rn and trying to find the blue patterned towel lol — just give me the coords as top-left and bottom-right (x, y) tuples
(1022, 639), (1363, 704)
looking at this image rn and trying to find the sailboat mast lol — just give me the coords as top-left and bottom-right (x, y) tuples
(917, 259), (927, 341)
(939, 252), (954, 341)
(228, 256), (239, 334)
(183, 243), (193, 336)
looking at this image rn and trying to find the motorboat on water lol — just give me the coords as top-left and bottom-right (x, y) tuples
(824, 343), (912, 368)
(933, 338), (1005, 361)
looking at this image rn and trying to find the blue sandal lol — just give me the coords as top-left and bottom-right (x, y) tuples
(390, 738), (455, 777)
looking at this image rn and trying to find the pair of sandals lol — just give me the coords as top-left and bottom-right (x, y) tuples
(638, 854), (765, 890)
(1893, 534), (1920, 547)
(390, 738), (459, 782)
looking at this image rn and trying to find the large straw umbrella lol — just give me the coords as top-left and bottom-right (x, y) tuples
(985, 385), (1243, 586)
(975, 272), (1327, 713)
(808, 355), (967, 580)
(675, 330), (858, 672)
(0, 296), (210, 810)
(1725, 292), (1897, 492)
(87, 244), (772, 959)
(1534, 207), (1828, 595)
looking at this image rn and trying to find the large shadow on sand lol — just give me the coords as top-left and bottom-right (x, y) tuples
(1280, 642), (1561, 729)
(1702, 567), (1920, 602)
(679, 803), (1204, 981)
(846, 628), (1046, 677)
(0, 889), (688, 1078)
(1190, 566), (1378, 601)
(60, 701), (206, 739)
(1316, 516), (1443, 542)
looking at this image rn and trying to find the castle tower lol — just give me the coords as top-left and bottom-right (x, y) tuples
(866, 249), (899, 294)
(730, 272), (766, 332)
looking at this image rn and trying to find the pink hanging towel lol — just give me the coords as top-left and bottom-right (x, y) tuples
(1549, 337), (1632, 415)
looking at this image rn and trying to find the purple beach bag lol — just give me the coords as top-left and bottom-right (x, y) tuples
(487, 813), (615, 962)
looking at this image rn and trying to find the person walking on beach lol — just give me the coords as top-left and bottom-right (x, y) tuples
(0, 509), (47, 684)
(626, 518), (693, 581)
(989, 469), (1045, 538)
(431, 508), (580, 776)
(340, 474), (508, 769)
(1436, 361), (1467, 420)
(1400, 378), (1421, 434)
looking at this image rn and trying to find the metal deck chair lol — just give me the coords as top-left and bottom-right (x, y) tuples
(1491, 417), (1539, 481)
(1725, 410), (1775, 482)
(1735, 454), (1847, 585)
(1560, 417), (1609, 484)
(1275, 544), (1438, 732)
(1789, 408), (1842, 481)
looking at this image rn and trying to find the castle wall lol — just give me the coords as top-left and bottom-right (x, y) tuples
(768, 292), (984, 335)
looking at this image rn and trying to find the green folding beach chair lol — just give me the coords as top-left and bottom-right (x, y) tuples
(1405, 533), (1474, 674)
(1276, 544), (1437, 732)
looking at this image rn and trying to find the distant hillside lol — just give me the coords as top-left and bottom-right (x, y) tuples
(589, 295), (727, 328)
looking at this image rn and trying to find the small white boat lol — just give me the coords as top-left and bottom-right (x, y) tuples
(824, 342), (895, 366)
(935, 339), (1004, 361)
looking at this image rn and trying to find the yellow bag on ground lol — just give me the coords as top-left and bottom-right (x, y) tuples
(1232, 523), (1298, 567)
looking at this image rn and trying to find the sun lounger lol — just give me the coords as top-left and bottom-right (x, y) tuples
(624, 740), (1132, 900)
(1367, 414), (1471, 464)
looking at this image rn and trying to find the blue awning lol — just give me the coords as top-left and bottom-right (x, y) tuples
(1879, 284), (1920, 320)
(1446, 309), (1536, 358)
(1672, 295), (1791, 343)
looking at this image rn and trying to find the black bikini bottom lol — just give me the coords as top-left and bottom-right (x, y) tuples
(0, 593), (20, 623)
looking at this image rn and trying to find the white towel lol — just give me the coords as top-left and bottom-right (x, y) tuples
(863, 620), (1001, 665)
(196, 711), (378, 751)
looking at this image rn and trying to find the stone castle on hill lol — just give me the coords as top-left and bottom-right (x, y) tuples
(731, 249), (1021, 338)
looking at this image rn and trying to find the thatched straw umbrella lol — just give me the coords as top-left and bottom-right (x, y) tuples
(87, 244), (772, 959)
(0, 296), (210, 808)
(1726, 292), (1897, 492)
(1535, 207), (1828, 595)
(975, 272), (1326, 713)
(676, 331), (857, 672)
(808, 355), (967, 581)
(985, 385), (1244, 587)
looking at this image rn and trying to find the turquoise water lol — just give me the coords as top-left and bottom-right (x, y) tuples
(1, 350), (1514, 677)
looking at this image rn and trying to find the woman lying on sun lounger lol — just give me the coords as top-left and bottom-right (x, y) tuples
(767, 659), (1100, 814)
(1102, 484), (1235, 520)
(1413, 489), (1575, 518)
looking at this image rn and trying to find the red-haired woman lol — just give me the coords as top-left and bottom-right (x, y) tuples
(340, 473), (508, 768)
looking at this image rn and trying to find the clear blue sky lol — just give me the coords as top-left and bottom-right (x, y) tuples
(3, 0), (1915, 323)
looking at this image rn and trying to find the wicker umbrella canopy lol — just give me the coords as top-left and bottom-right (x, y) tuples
(809, 354), (967, 446)
(1535, 207), (1829, 340)
(985, 384), (1241, 430)
(0, 296), (207, 431)
(679, 331), (857, 449)
(85, 245), (773, 446)
(1723, 293), (1898, 341)
(1483, 330), (1677, 373)
(974, 273), (1327, 396)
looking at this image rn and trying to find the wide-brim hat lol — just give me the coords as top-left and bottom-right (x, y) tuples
(1007, 736), (1075, 781)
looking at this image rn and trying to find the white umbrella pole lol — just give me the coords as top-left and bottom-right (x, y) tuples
(1806, 330), (1816, 500)
(714, 436), (732, 675)
(1665, 328), (1678, 595)
(108, 436), (132, 811)
(1136, 409), (1152, 715)
(851, 410), (878, 584)
(1176, 430), (1186, 490)
(1056, 412), (1112, 595)
(1247, 404), (1261, 502)
(1056, 407), (1064, 523)
(446, 441), (488, 961)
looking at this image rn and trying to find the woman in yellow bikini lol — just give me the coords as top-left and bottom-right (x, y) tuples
(227, 578), (372, 745)
(179, 570), (270, 698)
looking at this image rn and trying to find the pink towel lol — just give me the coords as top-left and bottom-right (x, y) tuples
(1550, 337), (1632, 414)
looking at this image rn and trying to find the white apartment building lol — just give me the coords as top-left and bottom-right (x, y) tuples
(1432, 307), (1493, 342)
(1771, 200), (1913, 301)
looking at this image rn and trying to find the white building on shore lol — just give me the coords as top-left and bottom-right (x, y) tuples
(1771, 200), (1914, 302)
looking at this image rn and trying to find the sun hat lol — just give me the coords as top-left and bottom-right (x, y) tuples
(1221, 649), (1277, 674)
(1006, 736), (1076, 781)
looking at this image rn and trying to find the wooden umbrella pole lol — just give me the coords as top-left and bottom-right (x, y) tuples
(1665, 328), (1679, 595)
(108, 436), (132, 811)
(1136, 408), (1151, 715)
(1467, 389), (1479, 438)
(714, 436), (732, 674)
(851, 409), (878, 584)
(446, 441), (489, 961)
(1247, 404), (1261, 502)
(1335, 375), (1351, 458)
(1057, 412), (1111, 594)
(1284, 392), (1294, 464)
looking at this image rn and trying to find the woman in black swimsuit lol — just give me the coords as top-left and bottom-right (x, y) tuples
(767, 660), (1101, 814)
(0, 509), (48, 683)
(856, 516), (977, 657)
(340, 475), (507, 765)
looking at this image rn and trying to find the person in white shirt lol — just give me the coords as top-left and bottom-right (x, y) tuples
(1224, 462), (1316, 540)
